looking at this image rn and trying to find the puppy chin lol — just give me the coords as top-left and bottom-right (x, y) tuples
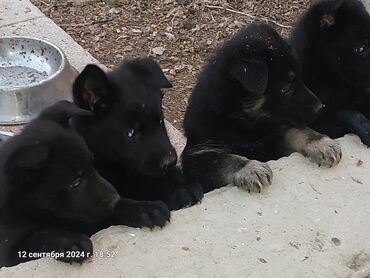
(139, 167), (168, 178)
(288, 113), (319, 127)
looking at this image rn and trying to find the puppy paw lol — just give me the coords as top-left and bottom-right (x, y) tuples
(165, 183), (204, 211)
(232, 160), (273, 193)
(338, 110), (370, 146)
(54, 234), (93, 263)
(115, 200), (170, 228)
(303, 136), (342, 167)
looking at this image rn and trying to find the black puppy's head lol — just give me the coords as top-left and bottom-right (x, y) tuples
(72, 58), (177, 177)
(3, 101), (120, 223)
(295, 0), (370, 92)
(220, 23), (322, 126)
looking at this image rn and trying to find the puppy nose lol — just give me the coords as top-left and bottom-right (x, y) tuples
(313, 103), (325, 113)
(159, 152), (177, 171)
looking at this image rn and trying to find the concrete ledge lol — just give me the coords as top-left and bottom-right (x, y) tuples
(1, 136), (370, 277)
(0, 0), (43, 27)
(166, 121), (186, 155)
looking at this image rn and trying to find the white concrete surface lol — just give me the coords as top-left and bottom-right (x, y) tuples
(0, 0), (43, 27)
(362, 0), (370, 11)
(1, 135), (370, 278)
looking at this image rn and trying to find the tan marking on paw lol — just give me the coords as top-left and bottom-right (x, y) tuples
(303, 137), (342, 167)
(232, 160), (273, 193)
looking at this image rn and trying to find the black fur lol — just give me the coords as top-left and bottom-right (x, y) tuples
(72, 58), (203, 211)
(0, 101), (170, 268)
(290, 0), (370, 145)
(182, 23), (338, 193)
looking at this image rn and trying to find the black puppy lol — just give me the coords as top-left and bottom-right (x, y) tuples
(182, 23), (342, 193)
(0, 101), (169, 268)
(290, 0), (370, 145)
(72, 58), (203, 211)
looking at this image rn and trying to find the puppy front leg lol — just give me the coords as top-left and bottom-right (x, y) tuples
(220, 154), (273, 192)
(111, 197), (170, 228)
(12, 228), (92, 264)
(337, 110), (370, 146)
(182, 147), (272, 193)
(284, 127), (342, 167)
(153, 166), (204, 211)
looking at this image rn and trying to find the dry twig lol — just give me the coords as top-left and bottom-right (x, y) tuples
(204, 4), (293, 29)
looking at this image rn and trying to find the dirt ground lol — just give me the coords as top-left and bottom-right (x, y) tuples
(30, 0), (310, 131)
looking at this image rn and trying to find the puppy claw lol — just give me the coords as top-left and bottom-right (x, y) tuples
(115, 200), (170, 228)
(303, 136), (342, 168)
(165, 184), (204, 211)
(231, 160), (273, 193)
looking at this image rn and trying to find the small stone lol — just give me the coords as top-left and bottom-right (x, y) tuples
(152, 47), (165, 55)
(258, 258), (267, 263)
(331, 237), (341, 246)
(182, 246), (190, 251)
(289, 241), (301, 249)
(299, 256), (309, 262)
(108, 8), (120, 15)
(351, 177), (363, 184)
(356, 159), (363, 166)
(131, 28), (142, 34)
(238, 227), (248, 233)
(165, 32), (175, 40)
(174, 64), (185, 72)
(124, 45), (133, 52)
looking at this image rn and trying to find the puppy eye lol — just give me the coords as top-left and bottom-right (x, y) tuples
(127, 128), (135, 138)
(354, 42), (368, 55)
(280, 84), (292, 95)
(159, 118), (163, 124)
(288, 71), (296, 81)
(70, 178), (82, 189)
(355, 46), (366, 54)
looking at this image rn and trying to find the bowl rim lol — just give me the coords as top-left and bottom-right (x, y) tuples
(0, 35), (68, 91)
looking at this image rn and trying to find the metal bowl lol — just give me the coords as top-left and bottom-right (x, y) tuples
(0, 130), (14, 141)
(0, 36), (78, 125)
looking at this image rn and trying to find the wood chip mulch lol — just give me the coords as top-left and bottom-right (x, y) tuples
(31, 0), (311, 132)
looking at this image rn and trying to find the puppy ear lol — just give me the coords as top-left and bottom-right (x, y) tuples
(128, 58), (173, 89)
(39, 100), (92, 128)
(73, 64), (110, 112)
(229, 59), (268, 95)
(317, 0), (346, 28)
(6, 143), (50, 187)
